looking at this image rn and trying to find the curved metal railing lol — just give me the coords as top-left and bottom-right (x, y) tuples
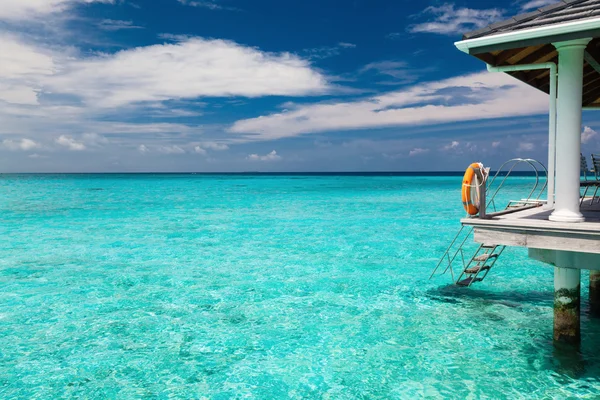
(485, 158), (548, 214)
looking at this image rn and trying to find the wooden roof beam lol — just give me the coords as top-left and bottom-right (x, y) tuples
(538, 65), (598, 93)
(530, 56), (558, 80)
(475, 52), (497, 65)
(582, 85), (600, 107)
(495, 47), (527, 65)
(583, 75), (600, 89)
(517, 44), (557, 65)
(507, 71), (548, 93)
(584, 49), (600, 76)
(525, 69), (548, 84)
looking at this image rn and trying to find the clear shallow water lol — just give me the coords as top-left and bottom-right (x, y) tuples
(0, 174), (599, 399)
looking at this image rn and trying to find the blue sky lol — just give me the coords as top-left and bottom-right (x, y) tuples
(1, 0), (599, 172)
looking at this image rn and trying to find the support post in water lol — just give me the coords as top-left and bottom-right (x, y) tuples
(554, 266), (581, 344)
(590, 270), (600, 316)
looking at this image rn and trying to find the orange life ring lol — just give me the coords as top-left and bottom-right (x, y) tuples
(462, 163), (482, 216)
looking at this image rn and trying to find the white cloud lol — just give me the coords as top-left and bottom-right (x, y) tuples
(56, 135), (86, 151)
(177, 0), (239, 11)
(200, 142), (229, 151)
(409, 148), (429, 156)
(0, 0), (114, 21)
(360, 61), (416, 84)
(410, 4), (503, 35)
(230, 71), (549, 141)
(44, 37), (329, 107)
(520, 0), (556, 11)
(386, 32), (406, 41)
(0, 34), (57, 105)
(0, 84), (41, 105)
(466, 142), (477, 152)
(89, 122), (200, 135)
(442, 141), (460, 151)
(82, 133), (109, 146)
(382, 152), (403, 160)
(148, 108), (203, 118)
(158, 145), (185, 154)
(248, 150), (282, 162)
(192, 142), (229, 155)
(194, 146), (207, 155)
(0, 6), (332, 163)
(0, 35), (56, 76)
(492, 141), (501, 148)
(97, 19), (143, 31)
(302, 42), (357, 60)
(0, 33), (330, 159)
(2, 138), (40, 151)
(582, 126), (598, 144)
(517, 142), (535, 152)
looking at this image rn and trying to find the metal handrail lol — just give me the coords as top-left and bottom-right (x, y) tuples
(429, 225), (474, 280)
(431, 158), (548, 282)
(484, 158), (548, 216)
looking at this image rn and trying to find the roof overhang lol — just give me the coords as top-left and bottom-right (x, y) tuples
(455, 17), (600, 55)
(455, 13), (600, 108)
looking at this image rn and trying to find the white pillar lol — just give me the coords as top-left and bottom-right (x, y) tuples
(550, 38), (591, 223)
(547, 65), (557, 209)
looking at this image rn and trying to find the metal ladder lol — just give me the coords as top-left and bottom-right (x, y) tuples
(430, 158), (547, 287)
(454, 244), (505, 287)
(430, 227), (505, 287)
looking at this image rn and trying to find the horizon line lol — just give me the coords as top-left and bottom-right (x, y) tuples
(0, 170), (544, 175)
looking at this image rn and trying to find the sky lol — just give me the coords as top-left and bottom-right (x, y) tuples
(1, 0), (600, 172)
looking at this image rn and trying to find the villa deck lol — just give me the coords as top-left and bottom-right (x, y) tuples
(461, 201), (600, 254)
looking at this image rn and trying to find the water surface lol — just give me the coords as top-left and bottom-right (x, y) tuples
(1, 174), (599, 398)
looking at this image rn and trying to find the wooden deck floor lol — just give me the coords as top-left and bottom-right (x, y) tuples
(463, 203), (600, 234)
(461, 200), (600, 254)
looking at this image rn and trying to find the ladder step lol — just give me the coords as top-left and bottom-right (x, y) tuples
(465, 265), (491, 275)
(482, 245), (496, 249)
(473, 254), (498, 262)
(457, 277), (483, 286)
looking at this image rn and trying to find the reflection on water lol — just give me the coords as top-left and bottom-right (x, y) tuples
(430, 284), (600, 383)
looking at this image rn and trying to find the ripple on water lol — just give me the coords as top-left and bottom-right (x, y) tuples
(0, 174), (599, 398)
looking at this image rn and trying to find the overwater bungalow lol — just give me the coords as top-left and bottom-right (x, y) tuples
(433, 0), (600, 344)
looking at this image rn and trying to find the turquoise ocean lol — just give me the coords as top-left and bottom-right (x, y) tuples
(1, 174), (600, 399)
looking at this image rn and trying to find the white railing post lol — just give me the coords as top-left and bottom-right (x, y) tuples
(478, 168), (487, 219)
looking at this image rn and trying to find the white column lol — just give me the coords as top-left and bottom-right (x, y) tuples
(550, 38), (591, 223)
(547, 65), (557, 209)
